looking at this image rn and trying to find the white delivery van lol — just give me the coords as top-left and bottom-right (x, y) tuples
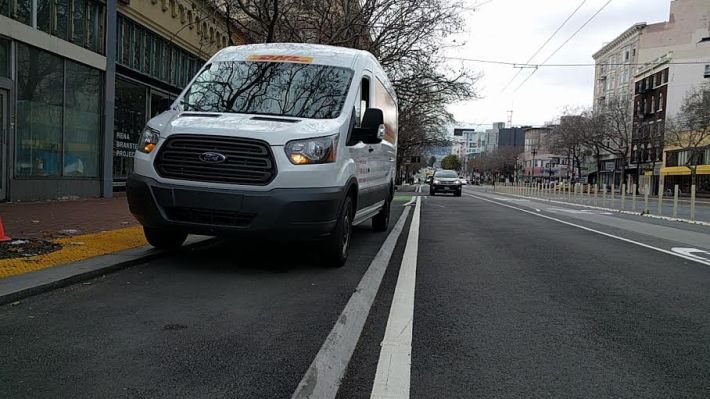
(127, 44), (398, 266)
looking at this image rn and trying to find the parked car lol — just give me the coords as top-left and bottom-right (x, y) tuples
(459, 177), (468, 185)
(127, 43), (398, 267)
(430, 170), (462, 196)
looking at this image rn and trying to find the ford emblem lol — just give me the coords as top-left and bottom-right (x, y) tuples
(199, 152), (227, 163)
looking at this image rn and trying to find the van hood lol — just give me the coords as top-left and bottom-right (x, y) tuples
(149, 111), (343, 146)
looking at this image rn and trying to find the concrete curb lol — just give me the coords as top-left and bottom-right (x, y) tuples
(0, 236), (214, 305)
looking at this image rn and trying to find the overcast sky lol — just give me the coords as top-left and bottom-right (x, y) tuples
(445, 0), (672, 129)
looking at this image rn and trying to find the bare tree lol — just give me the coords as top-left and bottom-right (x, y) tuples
(468, 147), (520, 182)
(212, 0), (479, 176)
(546, 110), (592, 181)
(594, 97), (634, 185)
(665, 82), (710, 188)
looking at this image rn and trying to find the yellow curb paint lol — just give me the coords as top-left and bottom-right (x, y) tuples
(0, 226), (146, 279)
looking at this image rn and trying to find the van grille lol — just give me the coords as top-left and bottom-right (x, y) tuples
(164, 207), (255, 227)
(154, 135), (276, 185)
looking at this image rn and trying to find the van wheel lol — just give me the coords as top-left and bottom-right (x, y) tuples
(324, 196), (353, 267)
(372, 197), (391, 232)
(143, 227), (187, 250)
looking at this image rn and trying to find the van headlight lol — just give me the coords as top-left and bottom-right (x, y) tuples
(138, 126), (160, 154)
(285, 134), (338, 165)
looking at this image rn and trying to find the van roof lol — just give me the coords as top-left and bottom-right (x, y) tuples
(211, 43), (378, 70)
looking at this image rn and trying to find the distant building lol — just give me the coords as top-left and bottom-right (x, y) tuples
(591, 0), (710, 191)
(485, 122), (505, 153)
(519, 126), (571, 182)
(632, 0), (710, 192)
(497, 127), (526, 150)
(593, 23), (645, 109)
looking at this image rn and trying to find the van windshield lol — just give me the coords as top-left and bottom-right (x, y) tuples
(181, 61), (354, 119)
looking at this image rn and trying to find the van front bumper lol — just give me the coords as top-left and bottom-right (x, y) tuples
(126, 174), (345, 239)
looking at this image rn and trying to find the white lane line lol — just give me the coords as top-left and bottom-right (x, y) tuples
(291, 206), (412, 399)
(465, 193), (710, 267)
(403, 196), (416, 207)
(371, 196), (421, 399)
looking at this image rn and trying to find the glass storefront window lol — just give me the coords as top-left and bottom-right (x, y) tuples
(64, 61), (101, 177)
(113, 78), (146, 180)
(16, 43), (103, 178)
(16, 44), (64, 177)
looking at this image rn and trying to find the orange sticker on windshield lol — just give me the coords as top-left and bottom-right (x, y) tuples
(246, 55), (314, 63)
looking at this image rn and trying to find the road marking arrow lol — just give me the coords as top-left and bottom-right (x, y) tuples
(671, 248), (710, 262)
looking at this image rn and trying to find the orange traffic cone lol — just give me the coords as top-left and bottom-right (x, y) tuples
(0, 217), (11, 242)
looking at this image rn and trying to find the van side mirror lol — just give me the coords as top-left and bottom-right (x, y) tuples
(349, 108), (384, 145)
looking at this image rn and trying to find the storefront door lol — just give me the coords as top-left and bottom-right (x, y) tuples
(0, 89), (7, 201)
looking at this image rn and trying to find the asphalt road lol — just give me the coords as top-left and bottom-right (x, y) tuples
(2, 185), (710, 398)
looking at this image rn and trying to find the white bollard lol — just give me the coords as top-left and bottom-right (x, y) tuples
(587, 184), (591, 203)
(657, 181), (664, 216)
(621, 184), (626, 210)
(673, 184), (679, 218)
(644, 184), (650, 214)
(602, 184), (607, 206)
(690, 184), (696, 221)
(594, 184), (598, 205)
(632, 183), (637, 211)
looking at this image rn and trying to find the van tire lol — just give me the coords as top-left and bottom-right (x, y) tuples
(324, 195), (354, 267)
(143, 227), (187, 250)
(372, 197), (391, 232)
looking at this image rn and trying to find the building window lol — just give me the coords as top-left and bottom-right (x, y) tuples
(63, 60), (101, 176)
(117, 15), (204, 88)
(658, 93), (664, 111)
(9, 0), (33, 26)
(705, 65), (710, 78)
(113, 78), (146, 179)
(0, 38), (9, 78)
(16, 44), (64, 177)
(15, 43), (102, 178)
(651, 96), (655, 113)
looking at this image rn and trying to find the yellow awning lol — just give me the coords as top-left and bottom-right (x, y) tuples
(660, 165), (710, 176)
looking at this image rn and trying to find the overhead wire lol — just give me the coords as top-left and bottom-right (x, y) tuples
(501, 0), (589, 92)
(443, 57), (709, 67)
(513, 0), (615, 93)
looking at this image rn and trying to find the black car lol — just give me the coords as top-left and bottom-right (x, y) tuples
(429, 170), (462, 196)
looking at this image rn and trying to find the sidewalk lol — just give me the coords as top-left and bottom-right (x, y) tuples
(0, 195), (146, 279)
(0, 194), (137, 239)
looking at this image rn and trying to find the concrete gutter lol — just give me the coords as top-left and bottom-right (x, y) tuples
(0, 236), (213, 305)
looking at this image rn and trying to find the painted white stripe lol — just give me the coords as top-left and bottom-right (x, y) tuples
(403, 196), (416, 207)
(291, 205), (412, 399)
(465, 193), (710, 267)
(371, 196), (421, 398)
